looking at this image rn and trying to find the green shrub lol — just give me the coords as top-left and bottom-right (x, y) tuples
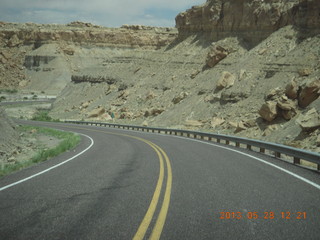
(31, 111), (59, 122)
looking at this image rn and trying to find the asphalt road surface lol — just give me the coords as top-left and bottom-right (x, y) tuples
(0, 121), (319, 240)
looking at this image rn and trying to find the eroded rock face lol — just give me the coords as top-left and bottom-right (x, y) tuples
(0, 22), (177, 49)
(176, 0), (320, 47)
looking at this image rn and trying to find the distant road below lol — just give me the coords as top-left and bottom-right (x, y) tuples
(0, 99), (55, 106)
(0, 120), (319, 239)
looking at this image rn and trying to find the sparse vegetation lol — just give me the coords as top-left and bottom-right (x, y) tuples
(0, 89), (18, 94)
(31, 110), (60, 122)
(0, 126), (80, 177)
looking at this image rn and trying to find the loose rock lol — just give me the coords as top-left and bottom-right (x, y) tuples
(298, 79), (320, 108)
(258, 101), (278, 122)
(216, 71), (235, 90)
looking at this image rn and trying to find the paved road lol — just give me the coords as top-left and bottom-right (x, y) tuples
(0, 99), (55, 106)
(0, 121), (319, 239)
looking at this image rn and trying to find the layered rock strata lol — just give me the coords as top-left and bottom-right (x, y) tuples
(176, 0), (320, 47)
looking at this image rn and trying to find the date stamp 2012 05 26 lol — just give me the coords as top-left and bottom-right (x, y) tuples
(219, 211), (307, 220)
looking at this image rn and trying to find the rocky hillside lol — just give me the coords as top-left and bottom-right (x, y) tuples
(0, 0), (319, 152)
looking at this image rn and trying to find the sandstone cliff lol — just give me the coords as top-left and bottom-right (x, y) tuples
(1, 22), (177, 49)
(176, 0), (320, 47)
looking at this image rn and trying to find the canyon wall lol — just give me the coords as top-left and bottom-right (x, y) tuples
(176, 0), (320, 47)
(1, 21), (177, 49)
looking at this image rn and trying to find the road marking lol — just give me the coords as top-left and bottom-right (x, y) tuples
(96, 125), (320, 191)
(53, 125), (173, 240)
(133, 141), (165, 240)
(149, 144), (172, 240)
(174, 136), (320, 191)
(0, 133), (94, 192)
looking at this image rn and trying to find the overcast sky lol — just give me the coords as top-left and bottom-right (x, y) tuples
(0, 0), (205, 27)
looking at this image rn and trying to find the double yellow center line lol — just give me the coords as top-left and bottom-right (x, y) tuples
(61, 125), (172, 240)
(132, 138), (172, 240)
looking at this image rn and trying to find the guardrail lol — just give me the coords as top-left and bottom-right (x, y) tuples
(65, 120), (320, 171)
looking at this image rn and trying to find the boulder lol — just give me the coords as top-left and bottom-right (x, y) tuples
(228, 121), (238, 129)
(266, 87), (283, 100)
(277, 95), (296, 111)
(118, 90), (129, 100)
(285, 79), (298, 100)
(144, 108), (164, 117)
(243, 119), (257, 128)
(172, 92), (188, 104)
(298, 68), (312, 77)
(258, 101), (278, 122)
(296, 108), (320, 131)
(216, 71), (235, 90)
(146, 91), (156, 100)
(298, 79), (320, 108)
(63, 47), (75, 55)
(81, 101), (90, 109)
(190, 70), (200, 79)
(206, 45), (228, 68)
(276, 95), (297, 120)
(221, 90), (249, 102)
(263, 125), (278, 137)
(281, 110), (297, 121)
(259, 49), (267, 55)
(239, 69), (247, 81)
(317, 134), (320, 147)
(19, 80), (28, 87)
(120, 112), (134, 119)
(88, 107), (105, 118)
(101, 113), (112, 121)
(235, 122), (247, 133)
(210, 117), (225, 128)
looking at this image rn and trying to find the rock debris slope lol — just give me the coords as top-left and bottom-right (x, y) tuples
(0, 0), (319, 152)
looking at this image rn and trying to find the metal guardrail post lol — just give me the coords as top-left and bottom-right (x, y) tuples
(294, 157), (300, 165)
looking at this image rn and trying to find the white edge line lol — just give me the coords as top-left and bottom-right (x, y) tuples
(0, 133), (94, 192)
(173, 135), (320, 191)
(99, 126), (320, 191)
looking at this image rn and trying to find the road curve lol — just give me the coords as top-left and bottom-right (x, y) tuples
(0, 120), (319, 240)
